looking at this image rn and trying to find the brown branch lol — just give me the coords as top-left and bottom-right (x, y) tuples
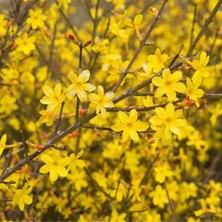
(54, 102), (65, 136)
(139, 153), (159, 186)
(190, 4), (197, 50)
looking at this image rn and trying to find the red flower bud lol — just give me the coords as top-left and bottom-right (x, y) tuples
(68, 34), (75, 41)
(79, 109), (88, 116)
(70, 132), (79, 138)
(186, 97), (195, 107)
(37, 144), (44, 150)
(84, 40), (92, 47)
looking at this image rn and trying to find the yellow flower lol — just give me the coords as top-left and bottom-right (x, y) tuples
(15, 33), (36, 55)
(147, 48), (169, 72)
(108, 209), (126, 222)
(26, 8), (46, 29)
(39, 150), (69, 182)
(112, 109), (148, 142)
(67, 70), (95, 102)
(67, 150), (85, 173)
(89, 85), (115, 117)
(58, 0), (72, 10)
(12, 183), (33, 211)
(39, 109), (56, 126)
(126, 14), (143, 40)
(91, 37), (109, 53)
(40, 83), (65, 111)
(0, 134), (7, 156)
(67, 170), (88, 192)
(191, 51), (209, 83)
(153, 163), (173, 183)
(149, 103), (186, 141)
(152, 68), (186, 101)
(149, 185), (169, 208)
(185, 77), (204, 107)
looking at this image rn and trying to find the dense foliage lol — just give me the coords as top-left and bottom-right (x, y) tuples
(0, 0), (222, 221)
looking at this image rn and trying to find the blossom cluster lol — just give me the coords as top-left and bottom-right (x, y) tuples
(0, 0), (222, 221)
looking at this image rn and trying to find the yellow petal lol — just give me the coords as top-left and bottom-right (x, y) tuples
(19, 199), (25, 211)
(23, 195), (33, 205)
(97, 85), (104, 97)
(111, 123), (124, 132)
(134, 14), (143, 24)
(57, 166), (68, 177)
(154, 87), (166, 98)
(79, 70), (90, 82)
(122, 130), (130, 142)
(50, 168), (58, 182)
(129, 130), (139, 141)
(54, 83), (62, 96)
(129, 109), (138, 122)
(39, 164), (50, 174)
(84, 83), (95, 92)
(152, 76), (164, 86)
(118, 111), (128, 124)
(134, 121), (148, 131)
(173, 82), (186, 93)
(78, 91), (87, 101)
(68, 72), (78, 83)
(41, 154), (53, 163)
(89, 93), (99, 103)
(105, 92), (115, 100)
(171, 71), (182, 82)
(43, 86), (54, 97)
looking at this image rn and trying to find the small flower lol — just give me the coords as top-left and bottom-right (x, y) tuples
(149, 185), (169, 208)
(26, 8), (46, 29)
(149, 103), (186, 141)
(185, 77), (204, 107)
(112, 109), (148, 142)
(67, 70), (95, 102)
(40, 83), (65, 111)
(12, 183), (33, 211)
(126, 14), (143, 40)
(39, 150), (69, 182)
(91, 37), (109, 53)
(15, 33), (36, 55)
(147, 48), (169, 72)
(89, 85), (115, 117)
(191, 51), (209, 83)
(67, 150), (85, 173)
(152, 68), (186, 101)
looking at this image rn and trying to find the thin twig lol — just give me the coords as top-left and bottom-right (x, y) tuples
(210, 28), (220, 54)
(54, 102), (65, 136)
(114, 157), (126, 200)
(49, 22), (57, 70)
(190, 4), (197, 50)
(139, 0), (156, 14)
(139, 153), (159, 186)
(169, 45), (184, 68)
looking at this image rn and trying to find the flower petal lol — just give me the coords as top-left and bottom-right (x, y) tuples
(129, 130), (139, 141)
(68, 72), (78, 83)
(43, 86), (54, 97)
(79, 70), (90, 82)
(84, 83), (95, 92)
(152, 76), (164, 86)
